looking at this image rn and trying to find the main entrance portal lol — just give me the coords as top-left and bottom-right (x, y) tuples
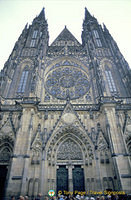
(56, 137), (85, 194)
(56, 165), (85, 194)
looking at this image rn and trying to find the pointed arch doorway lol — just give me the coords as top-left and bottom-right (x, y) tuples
(0, 139), (13, 199)
(56, 138), (85, 194)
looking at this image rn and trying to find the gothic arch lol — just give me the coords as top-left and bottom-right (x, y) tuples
(99, 58), (117, 95)
(46, 126), (94, 164)
(45, 56), (89, 76)
(125, 115), (131, 157)
(18, 58), (34, 71)
(125, 135), (131, 156)
(33, 178), (39, 197)
(15, 58), (34, 85)
(27, 178), (40, 197)
(27, 178), (34, 197)
(7, 58), (35, 97)
(0, 136), (14, 163)
(99, 58), (116, 77)
(15, 59), (35, 96)
(100, 58), (114, 68)
(56, 136), (83, 161)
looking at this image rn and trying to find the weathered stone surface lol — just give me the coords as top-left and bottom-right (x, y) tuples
(0, 7), (131, 199)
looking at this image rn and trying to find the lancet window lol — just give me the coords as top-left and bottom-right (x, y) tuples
(30, 39), (36, 47)
(93, 30), (102, 47)
(17, 66), (29, 93)
(105, 70), (117, 93)
(32, 30), (38, 38)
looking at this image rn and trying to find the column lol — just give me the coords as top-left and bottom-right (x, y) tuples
(103, 104), (131, 193)
(67, 165), (74, 192)
(21, 111), (34, 195)
(6, 107), (34, 197)
(40, 150), (46, 195)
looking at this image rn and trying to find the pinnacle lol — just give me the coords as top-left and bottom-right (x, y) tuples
(85, 7), (92, 20)
(38, 7), (45, 20)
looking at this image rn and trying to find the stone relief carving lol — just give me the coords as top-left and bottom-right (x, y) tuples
(61, 113), (76, 124)
(0, 115), (17, 141)
(0, 147), (11, 162)
(31, 128), (43, 164)
(97, 133), (108, 151)
(124, 114), (131, 155)
(46, 124), (94, 161)
(57, 138), (83, 160)
(31, 133), (42, 152)
(0, 135), (14, 163)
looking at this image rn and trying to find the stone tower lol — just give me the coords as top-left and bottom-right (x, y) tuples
(0, 8), (131, 199)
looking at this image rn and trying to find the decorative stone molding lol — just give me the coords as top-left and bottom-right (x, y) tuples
(57, 138), (83, 160)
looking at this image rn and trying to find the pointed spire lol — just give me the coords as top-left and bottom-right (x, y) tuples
(21, 23), (28, 35)
(38, 7), (45, 20)
(85, 7), (92, 20)
(103, 23), (108, 31)
(103, 23), (110, 35)
(32, 7), (47, 24)
(25, 23), (28, 29)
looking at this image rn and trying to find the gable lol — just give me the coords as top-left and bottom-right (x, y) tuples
(50, 26), (81, 47)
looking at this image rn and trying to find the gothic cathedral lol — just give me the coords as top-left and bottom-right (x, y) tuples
(0, 8), (131, 199)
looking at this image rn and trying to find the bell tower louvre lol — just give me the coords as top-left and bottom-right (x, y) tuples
(0, 7), (131, 199)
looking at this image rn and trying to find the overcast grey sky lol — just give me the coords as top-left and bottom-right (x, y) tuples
(0, 0), (131, 70)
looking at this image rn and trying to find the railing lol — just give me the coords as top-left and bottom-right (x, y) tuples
(98, 96), (131, 104)
(1, 96), (131, 111)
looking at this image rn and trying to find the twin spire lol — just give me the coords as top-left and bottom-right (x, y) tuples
(37, 7), (92, 22)
(34, 7), (95, 46)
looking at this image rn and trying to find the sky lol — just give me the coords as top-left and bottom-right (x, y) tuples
(0, 0), (131, 70)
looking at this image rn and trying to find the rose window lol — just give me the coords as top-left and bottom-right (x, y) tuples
(45, 66), (90, 100)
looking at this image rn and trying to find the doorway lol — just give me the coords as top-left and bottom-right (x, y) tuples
(56, 165), (85, 194)
(0, 165), (8, 199)
(57, 166), (68, 194)
(73, 165), (85, 192)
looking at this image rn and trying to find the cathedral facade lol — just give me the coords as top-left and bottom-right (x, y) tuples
(0, 8), (131, 199)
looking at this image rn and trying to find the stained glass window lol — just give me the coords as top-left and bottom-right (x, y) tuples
(96, 39), (102, 47)
(93, 30), (99, 38)
(105, 70), (117, 92)
(30, 40), (35, 47)
(45, 66), (90, 100)
(17, 69), (29, 93)
(32, 30), (38, 38)
(93, 30), (102, 47)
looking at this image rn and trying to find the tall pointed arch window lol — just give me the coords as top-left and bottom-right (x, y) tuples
(30, 40), (36, 47)
(17, 66), (29, 93)
(105, 67), (117, 93)
(93, 30), (102, 47)
(32, 30), (38, 39)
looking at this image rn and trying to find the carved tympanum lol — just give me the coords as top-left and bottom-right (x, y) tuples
(57, 138), (82, 160)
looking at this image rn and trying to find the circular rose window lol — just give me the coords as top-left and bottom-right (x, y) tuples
(45, 66), (90, 100)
